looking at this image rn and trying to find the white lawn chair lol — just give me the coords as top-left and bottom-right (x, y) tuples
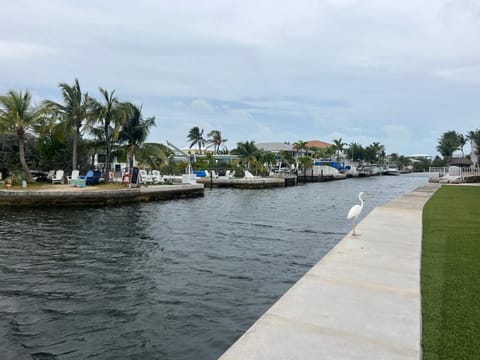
(46, 170), (55, 181)
(52, 170), (64, 184)
(67, 170), (80, 184)
(139, 169), (153, 184)
(151, 170), (163, 184)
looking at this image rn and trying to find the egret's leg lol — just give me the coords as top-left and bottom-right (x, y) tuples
(352, 219), (356, 236)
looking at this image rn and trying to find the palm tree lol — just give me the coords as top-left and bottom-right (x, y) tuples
(346, 142), (364, 161)
(293, 140), (309, 169)
(118, 104), (156, 172)
(298, 156), (313, 179)
(277, 150), (295, 171)
(293, 140), (309, 156)
(188, 126), (206, 154)
(207, 130), (228, 154)
(43, 78), (95, 170)
(0, 90), (43, 182)
(467, 129), (480, 166)
(258, 151), (277, 175)
(325, 146), (336, 160)
(313, 147), (328, 160)
(232, 141), (258, 170)
(34, 111), (76, 171)
(91, 88), (131, 182)
(437, 130), (461, 163)
(365, 142), (385, 163)
(457, 133), (467, 157)
(332, 138), (347, 161)
(466, 129), (480, 148)
(132, 142), (169, 169)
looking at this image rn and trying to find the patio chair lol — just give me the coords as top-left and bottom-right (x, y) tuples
(151, 170), (163, 184)
(79, 170), (102, 185)
(139, 169), (153, 184)
(67, 170), (80, 184)
(46, 170), (55, 181)
(51, 170), (64, 184)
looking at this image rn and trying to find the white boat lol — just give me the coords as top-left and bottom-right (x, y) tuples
(384, 167), (400, 176)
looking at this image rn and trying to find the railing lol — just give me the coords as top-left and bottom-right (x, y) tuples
(429, 167), (480, 180)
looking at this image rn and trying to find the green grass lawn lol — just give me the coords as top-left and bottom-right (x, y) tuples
(422, 185), (480, 359)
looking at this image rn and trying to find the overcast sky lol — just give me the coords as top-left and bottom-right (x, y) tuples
(1, 0), (480, 156)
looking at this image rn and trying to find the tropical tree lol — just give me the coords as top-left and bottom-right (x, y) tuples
(132, 142), (169, 169)
(346, 142), (365, 162)
(278, 149), (295, 168)
(467, 129), (480, 166)
(207, 130), (228, 154)
(298, 156), (313, 177)
(118, 104), (156, 172)
(312, 146), (329, 160)
(0, 89), (43, 182)
(466, 129), (480, 148)
(365, 142), (385, 163)
(292, 140), (309, 169)
(436, 130), (461, 163)
(457, 133), (467, 157)
(34, 112), (72, 171)
(325, 146), (336, 160)
(90, 88), (131, 182)
(188, 126), (206, 154)
(232, 140), (258, 170)
(293, 140), (309, 156)
(388, 153), (400, 166)
(43, 78), (95, 171)
(258, 151), (277, 175)
(332, 138), (347, 161)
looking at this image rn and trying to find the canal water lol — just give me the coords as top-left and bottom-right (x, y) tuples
(0, 174), (428, 359)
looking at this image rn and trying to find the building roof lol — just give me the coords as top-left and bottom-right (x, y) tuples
(256, 142), (293, 152)
(407, 154), (432, 159)
(306, 140), (332, 149)
(448, 157), (473, 166)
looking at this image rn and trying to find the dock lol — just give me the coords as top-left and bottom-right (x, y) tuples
(220, 183), (440, 360)
(0, 183), (204, 207)
(196, 176), (295, 189)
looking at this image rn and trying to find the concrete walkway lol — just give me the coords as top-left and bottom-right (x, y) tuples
(220, 183), (440, 360)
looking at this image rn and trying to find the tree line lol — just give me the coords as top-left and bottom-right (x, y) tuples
(4, 79), (478, 184)
(0, 79), (160, 182)
(436, 130), (480, 164)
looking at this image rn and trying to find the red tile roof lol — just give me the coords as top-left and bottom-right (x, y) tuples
(306, 140), (332, 149)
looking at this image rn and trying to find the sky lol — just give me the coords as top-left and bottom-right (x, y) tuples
(1, 0), (480, 157)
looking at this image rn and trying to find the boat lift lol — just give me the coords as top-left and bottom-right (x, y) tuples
(166, 141), (197, 184)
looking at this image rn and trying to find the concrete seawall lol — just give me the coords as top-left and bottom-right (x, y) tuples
(0, 184), (204, 207)
(220, 183), (440, 360)
(196, 177), (287, 189)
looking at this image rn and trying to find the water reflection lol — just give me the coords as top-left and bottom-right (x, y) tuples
(0, 175), (428, 359)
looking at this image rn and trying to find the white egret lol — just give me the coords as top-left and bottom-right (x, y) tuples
(347, 192), (364, 236)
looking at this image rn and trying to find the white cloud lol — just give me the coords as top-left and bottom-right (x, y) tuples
(1, 0), (479, 156)
(0, 40), (52, 60)
(190, 99), (214, 113)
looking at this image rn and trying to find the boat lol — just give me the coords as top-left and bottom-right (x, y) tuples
(384, 167), (401, 176)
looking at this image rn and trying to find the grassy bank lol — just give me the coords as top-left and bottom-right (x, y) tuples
(421, 185), (480, 359)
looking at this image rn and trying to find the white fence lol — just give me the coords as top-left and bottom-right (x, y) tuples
(429, 166), (480, 180)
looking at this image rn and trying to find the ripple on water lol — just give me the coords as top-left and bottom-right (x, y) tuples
(0, 174), (428, 359)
